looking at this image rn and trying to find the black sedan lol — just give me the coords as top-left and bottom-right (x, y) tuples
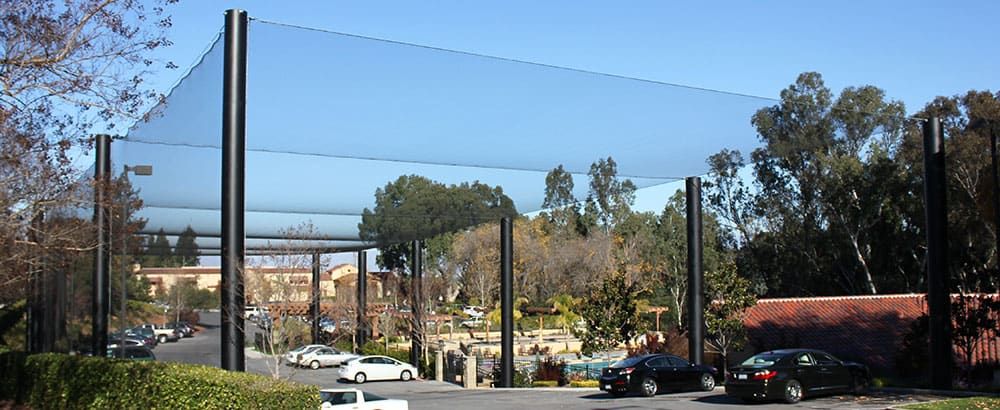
(600, 354), (717, 397)
(725, 349), (870, 404)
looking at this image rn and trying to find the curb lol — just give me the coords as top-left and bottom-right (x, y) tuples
(877, 387), (1000, 398)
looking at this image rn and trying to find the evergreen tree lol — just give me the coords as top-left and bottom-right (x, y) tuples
(174, 226), (200, 267)
(144, 229), (174, 267)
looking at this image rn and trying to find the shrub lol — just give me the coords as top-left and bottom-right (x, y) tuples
(0, 352), (318, 409)
(533, 355), (567, 386)
(628, 331), (688, 358)
(569, 380), (600, 388)
(532, 380), (559, 387)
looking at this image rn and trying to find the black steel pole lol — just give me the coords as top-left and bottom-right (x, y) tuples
(120, 170), (129, 358)
(26, 211), (42, 353)
(311, 252), (321, 344)
(92, 134), (111, 356)
(356, 250), (368, 350)
(686, 176), (704, 365)
(221, 8), (247, 372)
(922, 117), (953, 389)
(500, 217), (514, 388)
(410, 240), (423, 372)
(28, 211), (46, 353)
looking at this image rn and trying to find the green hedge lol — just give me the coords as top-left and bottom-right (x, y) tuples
(0, 352), (318, 409)
(532, 380), (559, 387)
(569, 380), (599, 388)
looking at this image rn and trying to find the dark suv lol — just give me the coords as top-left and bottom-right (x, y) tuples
(600, 353), (717, 397)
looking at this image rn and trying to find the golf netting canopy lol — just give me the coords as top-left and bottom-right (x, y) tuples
(116, 18), (775, 252)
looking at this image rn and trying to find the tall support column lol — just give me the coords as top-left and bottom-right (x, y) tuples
(686, 176), (704, 365)
(410, 240), (424, 372)
(27, 211), (45, 353)
(311, 253), (321, 344)
(221, 8), (247, 372)
(91, 134), (111, 356)
(500, 217), (514, 388)
(356, 250), (368, 350)
(922, 117), (952, 389)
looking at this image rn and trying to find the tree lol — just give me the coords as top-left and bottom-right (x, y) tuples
(586, 157), (636, 233)
(704, 149), (757, 245)
(173, 226), (200, 267)
(484, 296), (526, 344)
(708, 72), (922, 297)
(547, 293), (581, 337)
(704, 262), (757, 377)
(0, 0), (175, 303)
(576, 271), (646, 358)
(143, 229), (174, 267)
(950, 294), (999, 379)
(359, 175), (517, 272)
(245, 223), (320, 380)
(542, 165), (578, 231)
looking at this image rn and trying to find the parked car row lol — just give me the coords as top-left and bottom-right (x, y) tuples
(106, 321), (198, 361)
(599, 348), (870, 405)
(284, 344), (359, 370)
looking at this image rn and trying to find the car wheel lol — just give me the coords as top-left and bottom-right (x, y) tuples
(610, 391), (626, 398)
(700, 373), (716, 391)
(354, 372), (366, 384)
(640, 377), (658, 397)
(158, 335), (167, 344)
(783, 379), (802, 404)
(852, 374), (870, 396)
(401, 370), (412, 381)
(310, 360), (320, 370)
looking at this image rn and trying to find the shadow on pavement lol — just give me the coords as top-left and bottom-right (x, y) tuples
(579, 392), (622, 400)
(695, 394), (762, 406)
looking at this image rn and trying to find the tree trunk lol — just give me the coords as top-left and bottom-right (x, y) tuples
(849, 234), (877, 294)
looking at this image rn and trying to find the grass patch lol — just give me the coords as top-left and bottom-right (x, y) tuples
(532, 380), (559, 387)
(900, 397), (1000, 410)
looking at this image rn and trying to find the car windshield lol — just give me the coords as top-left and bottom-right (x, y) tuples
(363, 392), (386, 402)
(610, 356), (646, 368)
(320, 391), (356, 404)
(741, 353), (784, 367)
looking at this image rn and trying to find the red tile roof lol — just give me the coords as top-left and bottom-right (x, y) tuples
(743, 293), (1000, 371)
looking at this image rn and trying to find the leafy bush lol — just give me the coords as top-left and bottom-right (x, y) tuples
(0, 352), (318, 409)
(532, 380), (558, 387)
(569, 380), (600, 388)
(334, 338), (353, 352)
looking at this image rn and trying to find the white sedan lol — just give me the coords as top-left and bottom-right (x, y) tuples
(319, 388), (408, 410)
(284, 344), (326, 365)
(298, 346), (359, 369)
(338, 355), (418, 383)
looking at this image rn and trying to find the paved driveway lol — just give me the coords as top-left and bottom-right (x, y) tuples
(152, 313), (945, 410)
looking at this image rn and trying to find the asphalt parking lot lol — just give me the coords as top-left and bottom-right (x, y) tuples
(152, 313), (947, 410)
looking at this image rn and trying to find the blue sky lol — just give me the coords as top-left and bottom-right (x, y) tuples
(131, 1), (999, 266)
